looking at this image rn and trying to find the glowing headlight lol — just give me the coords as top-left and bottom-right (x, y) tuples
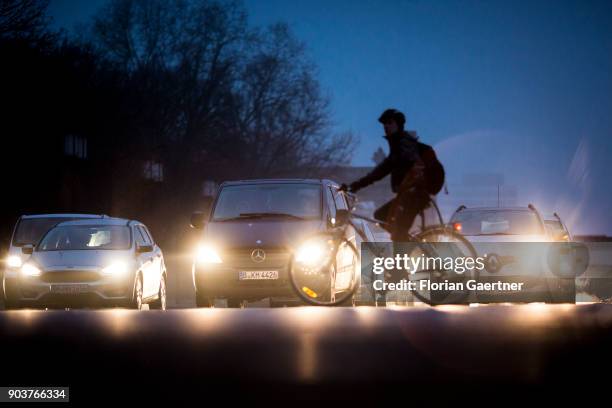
(102, 261), (129, 276)
(295, 239), (331, 267)
(196, 244), (222, 264)
(6, 256), (22, 268)
(21, 263), (41, 277)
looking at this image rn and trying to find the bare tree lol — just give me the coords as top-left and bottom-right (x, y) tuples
(372, 147), (386, 165)
(233, 23), (356, 177)
(0, 0), (50, 42)
(90, 0), (357, 186)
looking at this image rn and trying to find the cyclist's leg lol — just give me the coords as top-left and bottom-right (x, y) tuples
(390, 190), (430, 242)
(372, 200), (394, 306)
(373, 200), (394, 233)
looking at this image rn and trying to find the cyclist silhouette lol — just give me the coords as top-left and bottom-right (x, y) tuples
(340, 109), (444, 241)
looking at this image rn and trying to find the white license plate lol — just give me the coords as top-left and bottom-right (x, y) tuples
(239, 271), (279, 280)
(51, 284), (90, 294)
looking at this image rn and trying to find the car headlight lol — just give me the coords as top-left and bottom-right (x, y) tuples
(196, 244), (222, 264)
(102, 261), (129, 276)
(6, 255), (22, 268)
(295, 238), (332, 267)
(21, 263), (41, 277)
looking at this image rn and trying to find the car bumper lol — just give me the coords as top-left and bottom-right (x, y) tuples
(193, 263), (296, 300)
(473, 276), (576, 303)
(3, 269), (134, 307)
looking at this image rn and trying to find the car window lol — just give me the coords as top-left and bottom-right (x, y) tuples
(134, 227), (148, 246)
(138, 226), (153, 245)
(450, 210), (544, 235)
(12, 217), (87, 246)
(38, 225), (131, 251)
(212, 183), (322, 220)
(332, 189), (348, 210)
(326, 187), (336, 219)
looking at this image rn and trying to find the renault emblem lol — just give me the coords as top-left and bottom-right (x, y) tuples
(251, 249), (266, 263)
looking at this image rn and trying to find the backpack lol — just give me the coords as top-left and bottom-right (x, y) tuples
(417, 142), (445, 195)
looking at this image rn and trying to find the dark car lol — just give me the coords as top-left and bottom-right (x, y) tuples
(190, 179), (358, 307)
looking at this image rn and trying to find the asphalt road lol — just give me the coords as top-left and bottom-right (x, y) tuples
(1, 303), (612, 404)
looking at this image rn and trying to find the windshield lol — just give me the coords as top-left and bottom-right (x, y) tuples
(12, 217), (91, 246)
(38, 225), (131, 251)
(451, 210), (544, 235)
(212, 183), (322, 221)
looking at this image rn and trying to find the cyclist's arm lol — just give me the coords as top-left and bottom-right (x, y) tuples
(349, 156), (393, 192)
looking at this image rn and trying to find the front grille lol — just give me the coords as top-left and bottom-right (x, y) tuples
(223, 248), (291, 269)
(41, 270), (101, 283)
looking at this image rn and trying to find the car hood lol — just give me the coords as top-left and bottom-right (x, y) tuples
(30, 250), (132, 269)
(463, 234), (549, 243)
(204, 220), (325, 249)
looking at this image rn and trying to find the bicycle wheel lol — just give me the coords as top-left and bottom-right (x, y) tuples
(289, 232), (360, 306)
(408, 226), (479, 305)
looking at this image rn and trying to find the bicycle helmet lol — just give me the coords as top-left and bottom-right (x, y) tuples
(378, 108), (406, 128)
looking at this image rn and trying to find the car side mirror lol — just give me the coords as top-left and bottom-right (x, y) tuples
(190, 211), (206, 229)
(335, 209), (350, 227)
(21, 244), (34, 255)
(136, 244), (153, 253)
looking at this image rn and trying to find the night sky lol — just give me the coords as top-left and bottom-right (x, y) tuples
(48, 0), (612, 234)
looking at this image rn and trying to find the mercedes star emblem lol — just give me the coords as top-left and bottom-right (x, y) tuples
(251, 249), (266, 263)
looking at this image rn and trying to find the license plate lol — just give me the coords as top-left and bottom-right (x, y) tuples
(239, 271), (279, 280)
(51, 284), (90, 294)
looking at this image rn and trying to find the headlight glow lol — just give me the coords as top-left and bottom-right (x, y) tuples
(295, 239), (331, 267)
(102, 261), (129, 276)
(196, 244), (222, 264)
(21, 263), (41, 277)
(6, 256), (22, 268)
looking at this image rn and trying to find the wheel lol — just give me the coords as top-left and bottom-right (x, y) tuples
(289, 232), (360, 306)
(130, 275), (144, 310)
(195, 292), (214, 308)
(226, 298), (243, 308)
(408, 226), (479, 305)
(336, 294), (355, 307)
(149, 275), (167, 310)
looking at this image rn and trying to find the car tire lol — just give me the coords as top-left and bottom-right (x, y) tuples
(149, 275), (167, 310)
(269, 300), (285, 308)
(195, 292), (214, 308)
(226, 298), (243, 308)
(336, 295), (355, 307)
(130, 275), (144, 310)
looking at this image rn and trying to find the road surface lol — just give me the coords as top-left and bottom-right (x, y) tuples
(1, 303), (611, 403)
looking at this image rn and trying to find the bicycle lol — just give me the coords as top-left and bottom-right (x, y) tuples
(288, 191), (479, 306)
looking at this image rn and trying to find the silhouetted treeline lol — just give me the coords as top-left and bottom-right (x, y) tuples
(0, 0), (356, 251)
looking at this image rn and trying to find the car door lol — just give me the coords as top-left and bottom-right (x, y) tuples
(134, 226), (155, 298)
(330, 187), (358, 292)
(140, 225), (162, 294)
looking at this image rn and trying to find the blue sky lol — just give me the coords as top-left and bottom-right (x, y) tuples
(48, 0), (612, 234)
